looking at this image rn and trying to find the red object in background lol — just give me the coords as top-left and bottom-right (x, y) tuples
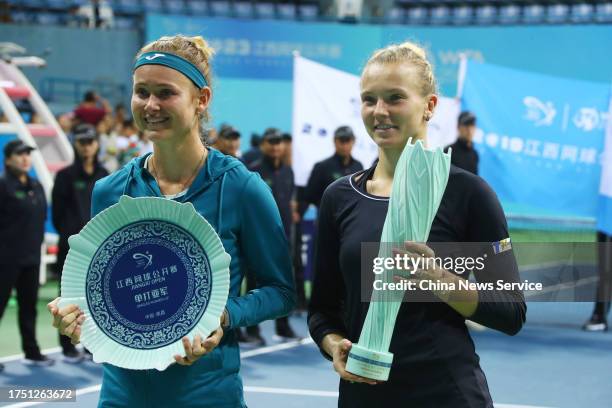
(3, 86), (30, 99)
(47, 245), (59, 255)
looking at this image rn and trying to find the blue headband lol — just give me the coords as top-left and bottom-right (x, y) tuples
(134, 52), (207, 89)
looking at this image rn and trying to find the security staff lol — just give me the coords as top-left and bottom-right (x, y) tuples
(250, 128), (294, 238)
(304, 126), (363, 208)
(52, 124), (108, 361)
(0, 139), (53, 367)
(216, 125), (241, 158)
(583, 231), (612, 331)
(249, 128), (298, 340)
(445, 111), (479, 175)
(241, 133), (261, 167)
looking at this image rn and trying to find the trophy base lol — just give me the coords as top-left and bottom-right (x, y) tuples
(345, 344), (393, 381)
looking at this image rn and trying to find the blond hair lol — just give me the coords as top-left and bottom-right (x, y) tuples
(136, 35), (215, 131)
(363, 41), (437, 97)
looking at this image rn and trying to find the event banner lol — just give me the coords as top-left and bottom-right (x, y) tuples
(146, 14), (377, 81)
(292, 55), (459, 186)
(461, 60), (610, 220)
(597, 93), (612, 235)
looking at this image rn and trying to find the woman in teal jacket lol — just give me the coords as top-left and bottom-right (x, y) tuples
(48, 34), (296, 407)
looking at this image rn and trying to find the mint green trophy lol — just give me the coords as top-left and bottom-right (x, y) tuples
(344, 139), (451, 381)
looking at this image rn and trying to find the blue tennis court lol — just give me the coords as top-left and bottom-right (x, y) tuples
(1, 302), (611, 408)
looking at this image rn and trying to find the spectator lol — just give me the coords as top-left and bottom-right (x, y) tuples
(583, 231), (612, 331)
(249, 128), (299, 341)
(204, 127), (219, 147)
(241, 133), (262, 167)
(303, 125), (363, 209)
(444, 111), (479, 175)
(281, 132), (292, 167)
(73, 90), (111, 127)
(76, 0), (114, 29)
(97, 115), (121, 172)
(51, 124), (108, 362)
(0, 140), (53, 368)
(113, 103), (127, 129)
(216, 126), (241, 157)
(57, 112), (74, 134)
(117, 120), (140, 165)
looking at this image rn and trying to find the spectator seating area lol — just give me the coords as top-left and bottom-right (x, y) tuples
(3, 0), (612, 26)
(388, 2), (612, 25)
(5, 0), (321, 27)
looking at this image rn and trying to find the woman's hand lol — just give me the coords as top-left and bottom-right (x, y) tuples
(174, 327), (223, 366)
(47, 297), (85, 345)
(325, 336), (379, 385)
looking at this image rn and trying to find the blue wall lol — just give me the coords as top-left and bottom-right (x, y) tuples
(0, 24), (140, 112)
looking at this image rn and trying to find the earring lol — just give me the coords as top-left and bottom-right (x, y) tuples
(424, 112), (432, 122)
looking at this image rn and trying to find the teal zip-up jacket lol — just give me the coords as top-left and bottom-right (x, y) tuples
(91, 149), (296, 407)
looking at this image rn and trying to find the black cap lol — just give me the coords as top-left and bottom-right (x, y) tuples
(219, 126), (241, 140)
(281, 132), (292, 142)
(262, 127), (282, 142)
(73, 123), (98, 141)
(250, 133), (261, 147)
(334, 126), (355, 140)
(458, 111), (476, 126)
(3, 139), (35, 157)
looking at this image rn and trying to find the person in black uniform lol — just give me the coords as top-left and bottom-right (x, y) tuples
(241, 133), (261, 167)
(52, 124), (108, 362)
(249, 128), (299, 340)
(304, 126), (364, 209)
(582, 230), (612, 331)
(445, 111), (479, 175)
(308, 42), (526, 407)
(215, 125), (241, 158)
(0, 139), (53, 367)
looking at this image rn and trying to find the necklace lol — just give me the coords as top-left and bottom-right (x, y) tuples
(150, 150), (205, 193)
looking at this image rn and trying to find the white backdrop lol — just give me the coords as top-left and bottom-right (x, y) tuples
(292, 55), (461, 186)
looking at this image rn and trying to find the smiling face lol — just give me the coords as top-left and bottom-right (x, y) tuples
(131, 65), (210, 144)
(360, 62), (436, 151)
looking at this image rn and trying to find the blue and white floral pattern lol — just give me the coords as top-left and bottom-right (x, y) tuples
(86, 221), (212, 350)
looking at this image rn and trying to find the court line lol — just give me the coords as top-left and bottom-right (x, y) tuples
(4, 339), (553, 408)
(243, 387), (554, 408)
(244, 385), (338, 397)
(2, 338), (315, 408)
(524, 276), (598, 299)
(496, 405), (554, 408)
(241, 337), (313, 359)
(519, 261), (591, 273)
(0, 348), (61, 364)
(0, 338), (314, 364)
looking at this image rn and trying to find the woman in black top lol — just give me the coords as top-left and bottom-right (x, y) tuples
(307, 42), (526, 407)
(51, 123), (108, 360)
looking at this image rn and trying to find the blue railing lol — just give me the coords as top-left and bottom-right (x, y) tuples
(38, 77), (127, 105)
